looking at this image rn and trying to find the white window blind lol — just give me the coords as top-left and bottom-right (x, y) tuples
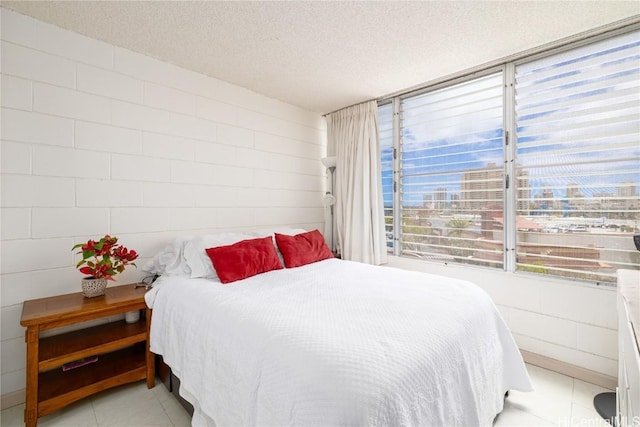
(515, 30), (640, 282)
(399, 73), (505, 266)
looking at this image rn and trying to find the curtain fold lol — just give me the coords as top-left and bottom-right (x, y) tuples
(327, 101), (387, 265)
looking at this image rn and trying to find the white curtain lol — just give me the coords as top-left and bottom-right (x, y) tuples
(327, 101), (388, 265)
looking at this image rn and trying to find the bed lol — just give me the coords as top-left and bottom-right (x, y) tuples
(144, 229), (532, 426)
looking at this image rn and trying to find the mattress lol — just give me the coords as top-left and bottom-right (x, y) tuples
(145, 259), (532, 426)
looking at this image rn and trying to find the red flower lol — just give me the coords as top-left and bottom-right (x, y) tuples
(93, 263), (113, 280)
(97, 235), (118, 256)
(79, 266), (94, 276)
(128, 250), (138, 261)
(114, 246), (138, 262)
(81, 240), (96, 252)
(72, 235), (138, 280)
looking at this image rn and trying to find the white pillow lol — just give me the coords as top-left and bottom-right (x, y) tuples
(249, 227), (307, 238)
(183, 233), (254, 279)
(142, 237), (192, 276)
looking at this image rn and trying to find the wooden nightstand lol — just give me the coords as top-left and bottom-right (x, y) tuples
(20, 284), (155, 427)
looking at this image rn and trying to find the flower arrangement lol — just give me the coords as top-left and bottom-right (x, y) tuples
(72, 235), (138, 280)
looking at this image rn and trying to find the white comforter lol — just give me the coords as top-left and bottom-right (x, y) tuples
(146, 259), (532, 426)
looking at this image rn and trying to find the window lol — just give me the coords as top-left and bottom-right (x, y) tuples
(381, 29), (640, 283)
(514, 31), (640, 283)
(400, 73), (505, 266)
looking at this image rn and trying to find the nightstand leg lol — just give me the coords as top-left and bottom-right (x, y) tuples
(25, 327), (39, 427)
(145, 307), (155, 388)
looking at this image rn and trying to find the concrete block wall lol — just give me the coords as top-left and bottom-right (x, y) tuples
(387, 256), (618, 379)
(0, 8), (326, 403)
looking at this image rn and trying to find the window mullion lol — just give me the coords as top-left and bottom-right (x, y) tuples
(392, 97), (402, 257)
(504, 64), (517, 272)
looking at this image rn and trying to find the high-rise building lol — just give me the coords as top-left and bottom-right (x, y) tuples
(617, 181), (639, 210)
(460, 163), (502, 210)
(566, 184), (582, 198)
(450, 193), (460, 209)
(516, 169), (531, 214)
(459, 163), (530, 212)
(434, 188), (447, 210)
(617, 181), (636, 197)
(422, 194), (433, 208)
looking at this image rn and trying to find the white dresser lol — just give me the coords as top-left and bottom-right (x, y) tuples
(617, 269), (640, 427)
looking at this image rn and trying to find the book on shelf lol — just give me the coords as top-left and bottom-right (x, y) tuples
(62, 356), (98, 371)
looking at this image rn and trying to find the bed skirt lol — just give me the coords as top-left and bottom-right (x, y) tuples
(156, 355), (194, 417)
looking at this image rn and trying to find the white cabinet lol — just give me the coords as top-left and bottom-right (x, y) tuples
(617, 269), (640, 427)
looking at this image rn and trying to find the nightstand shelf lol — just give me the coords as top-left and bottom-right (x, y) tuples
(20, 284), (155, 427)
(38, 344), (147, 415)
(39, 320), (147, 371)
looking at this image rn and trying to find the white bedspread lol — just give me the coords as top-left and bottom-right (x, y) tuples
(146, 259), (532, 426)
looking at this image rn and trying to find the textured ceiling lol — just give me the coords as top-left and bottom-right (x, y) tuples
(3, 1), (639, 114)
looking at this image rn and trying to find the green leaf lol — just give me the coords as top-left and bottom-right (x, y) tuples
(82, 250), (95, 259)
(76, 260), (86, 268)
(71, 243), (84, 250)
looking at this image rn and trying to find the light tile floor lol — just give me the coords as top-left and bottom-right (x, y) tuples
(1, 364), (612, 426)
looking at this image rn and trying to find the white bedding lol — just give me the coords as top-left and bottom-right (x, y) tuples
(146, 259), (532, 426)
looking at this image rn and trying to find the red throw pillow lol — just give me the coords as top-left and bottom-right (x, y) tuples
(274, 229), (334, 268)
(205, 237), (283, 284)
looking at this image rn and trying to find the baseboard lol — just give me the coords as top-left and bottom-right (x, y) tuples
(1, 388), (24, 411)
(521, 349), (617, 390)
